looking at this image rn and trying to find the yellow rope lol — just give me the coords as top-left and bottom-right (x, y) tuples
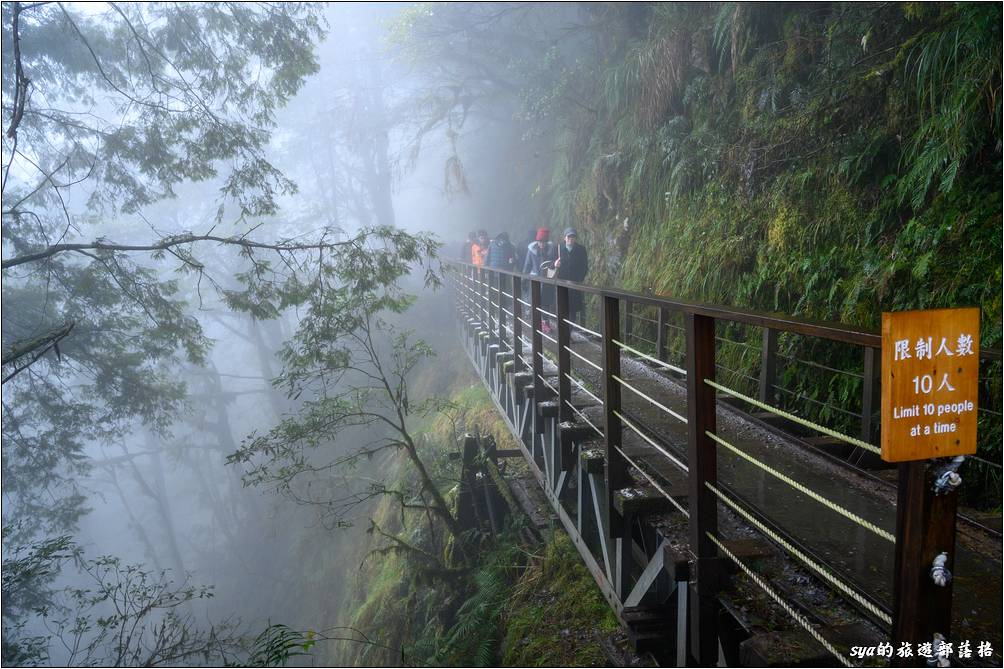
(704, 379), (880, 456)
(707, 532), (857, 668)
(706, 482), (892, 624)
(706, 431), (894, 543)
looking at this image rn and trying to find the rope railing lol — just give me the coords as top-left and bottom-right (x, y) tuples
(706, 482), (892, 625)
(565, 372), (603, 406)
(776, 351), (865, 380)
(614, 409), (689, 474)
(612, 338), (687, 375)
(535, 306), (557, 320)
(564, 345), (603, 372)
(536, 327), (557, 345)
(613, 374), (688, 424)
(537, 373), (559, 397)
(562, 318), (602, 339)
(705, 431), (894, 543)
(715, 334), (758, 352)
(628, 312), (659, 325)
(707, 532), (857, 668)
(705, 379), (880, 455)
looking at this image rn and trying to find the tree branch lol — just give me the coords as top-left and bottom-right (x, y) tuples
(1, 232), (356, 270)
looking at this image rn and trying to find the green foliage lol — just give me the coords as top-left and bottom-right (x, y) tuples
(3, 539), (250, 667)
(897, 4), (1002, 210)
(500, 533), (619, 667)
(246, 625), (317, 667)
(424, 543), (518, 666)
(526, 3), (1001, 506)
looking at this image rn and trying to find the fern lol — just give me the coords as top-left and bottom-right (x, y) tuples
(898, 3), (1001, 209)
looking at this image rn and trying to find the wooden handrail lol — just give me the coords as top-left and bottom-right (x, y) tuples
(446, 260), (1001, 359)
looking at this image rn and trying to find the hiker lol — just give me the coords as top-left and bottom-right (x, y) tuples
(487, 232), (516, 271)
(460, 231), (476, 261)
(522, 228), (553, 276)
(471, 229), (490, 266)
(554, 227), (589, 324)
(523, 228), (556, 334)
(516, 227), (537, 273)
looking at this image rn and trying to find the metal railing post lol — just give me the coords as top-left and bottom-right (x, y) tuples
(602, 295), (629, 538)
(531, 278), (545, 436)
(512, 274), (523, 373)
(495, 270), (505, 343)
(758, 326), (778, 406)
(480, 267), (488, 326)
(685, 312), (719, 665)
(557, 284), (572, 423)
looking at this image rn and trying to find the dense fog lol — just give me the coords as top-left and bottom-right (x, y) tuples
(2, 3), (550, 665)
(4, 2), (1001, 667)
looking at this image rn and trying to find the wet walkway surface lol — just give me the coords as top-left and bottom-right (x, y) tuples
(537, 329), (1002, 653)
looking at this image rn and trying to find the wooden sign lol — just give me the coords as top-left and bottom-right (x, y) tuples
(881, 308), (980, 462)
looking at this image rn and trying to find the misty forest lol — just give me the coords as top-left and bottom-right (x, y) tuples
(1, 3), (1001, 668)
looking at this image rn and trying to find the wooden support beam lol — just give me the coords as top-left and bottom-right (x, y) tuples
(495, 270), (505, 344)
(614, 487), (675, 517)
(860, 346), (879, 444)
(580, 447), (606, 474)
(758, 326), (778, 406)
(512, 275), (524, 373)
(656, 307), (668, 362)
(557, 284), (572, 422)
(602, 295), (630, 538)
(530, 279), (544, 436)
(685, 313), (719, 666)
(625, 300), (634, 342)
(892, 460), (958, 667)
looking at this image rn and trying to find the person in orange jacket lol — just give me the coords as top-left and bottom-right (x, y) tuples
(471, 229), (490, 266)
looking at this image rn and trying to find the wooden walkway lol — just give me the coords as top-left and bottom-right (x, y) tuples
(450, 262), (1001, 666)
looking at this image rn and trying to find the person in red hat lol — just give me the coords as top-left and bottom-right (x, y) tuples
(522, 228), (554, 276)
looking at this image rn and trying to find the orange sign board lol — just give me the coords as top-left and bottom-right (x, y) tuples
(881, 308), (980, 462)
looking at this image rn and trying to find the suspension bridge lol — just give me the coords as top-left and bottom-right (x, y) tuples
(448, 261), (1001, 667)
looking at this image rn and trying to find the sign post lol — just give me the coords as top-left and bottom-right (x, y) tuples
(884, 308), (979, 666)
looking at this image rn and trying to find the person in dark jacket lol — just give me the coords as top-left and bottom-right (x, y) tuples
(487, 232), (516, 270)
(554, 227), (588, 324)
(522, 228), (554, 276)
(523, 228), (556, 333)
(516, 228), (536, 272)
(460, 231), (476, 261)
